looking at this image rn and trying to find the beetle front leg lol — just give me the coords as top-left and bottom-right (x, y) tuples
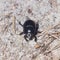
(24, 35), (29, 42)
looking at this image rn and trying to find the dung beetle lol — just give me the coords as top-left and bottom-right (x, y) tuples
(19, 19), (40, 42)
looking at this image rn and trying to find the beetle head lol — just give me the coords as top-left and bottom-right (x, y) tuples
(26, 30), (32, 40)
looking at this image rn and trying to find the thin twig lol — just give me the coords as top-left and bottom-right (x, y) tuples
(12, 16), (16, 34)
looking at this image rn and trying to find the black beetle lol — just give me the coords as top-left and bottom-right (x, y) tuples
(19, 19), (40, 42)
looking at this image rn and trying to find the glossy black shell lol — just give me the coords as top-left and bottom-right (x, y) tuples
(23, 20), (35, 34)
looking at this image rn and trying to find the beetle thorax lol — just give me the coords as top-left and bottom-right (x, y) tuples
(28, 30), (31, 33)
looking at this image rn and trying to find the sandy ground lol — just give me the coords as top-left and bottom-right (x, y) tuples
(0, 0), (60, 60)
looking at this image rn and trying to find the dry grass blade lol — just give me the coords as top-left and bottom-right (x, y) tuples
(12, 16), (16, 34)
(2, 23), (12, 34)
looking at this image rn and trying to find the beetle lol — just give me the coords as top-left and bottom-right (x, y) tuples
(19, 19), (40, 42)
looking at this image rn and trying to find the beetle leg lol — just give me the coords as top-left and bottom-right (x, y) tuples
(36, 22), (39, 30)
(34, 36), (37, 42)
(38, 31), (41, 33)
(24, 35), (29, 42)
(35, 23), (39, 34)
(19, 32), (24, 35)
(19, 22), (23, 27)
